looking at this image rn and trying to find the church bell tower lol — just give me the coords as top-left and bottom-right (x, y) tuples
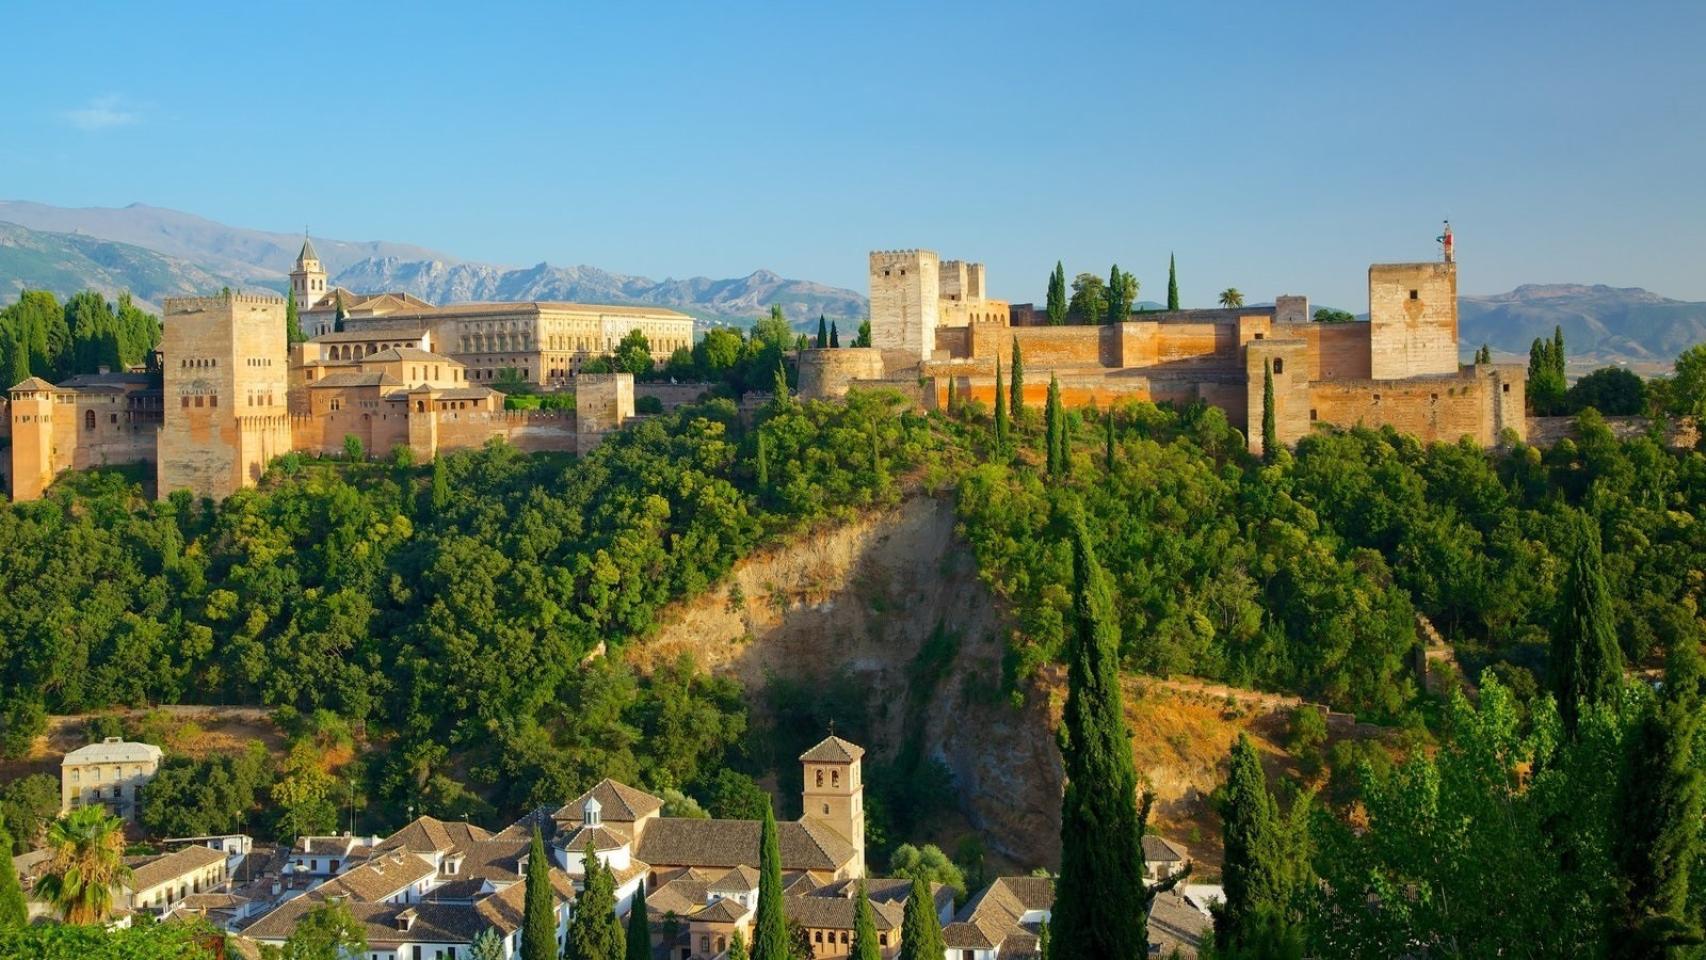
(290, 237), (326, 314)
(799, 734), (866, 877)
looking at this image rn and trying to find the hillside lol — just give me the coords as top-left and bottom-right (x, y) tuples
(1460, 283), (1706, 372)
(628, 495), (1325, 874)
(0, 221), (247, 310)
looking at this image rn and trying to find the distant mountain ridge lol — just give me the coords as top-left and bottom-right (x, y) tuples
(0, 221), (245, 310)
(0, 201), (868, 326)
(1459, 283), (1706, 369)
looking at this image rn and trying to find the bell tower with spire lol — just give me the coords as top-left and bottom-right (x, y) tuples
(289, 236), (326, 319)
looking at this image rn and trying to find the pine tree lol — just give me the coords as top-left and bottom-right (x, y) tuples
(1045, 374), (1062, 476)
(1167, 253), (1180, 311)
(1049, 510), (1149, 959)
(851, 881), (882, 960)
(470, 927), (505, 960)
(567, 843), (625, 960)
(898, 877), (945, 960)
(1261, 359), (1278, 463)
(1612, 641), (1704, 953)
(624, 877), (651, 960)
(1047, 262), (1068, 326)
(816, 315), (829, 349)
(521, 828), (557, 960)
(994, 358), (1009, 455)
(1551, 512), (1624, 735)
(0, 822), (25, 929)
(1010, 337), (1025, 421)
(751, 800), (788, 960)
(286, 286), (307, 344)
(829, 321), (840, 348)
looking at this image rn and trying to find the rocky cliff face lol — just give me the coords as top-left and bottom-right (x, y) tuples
(628, 496), (1065, 868)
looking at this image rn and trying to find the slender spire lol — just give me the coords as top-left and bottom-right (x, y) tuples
(298, 233), (320, 265)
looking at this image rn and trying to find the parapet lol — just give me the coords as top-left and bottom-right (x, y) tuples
(165, 292), (287, 314)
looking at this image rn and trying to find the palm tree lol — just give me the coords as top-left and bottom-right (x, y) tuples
(1219, 288), (1245, 308)
(35, 806), (131, 924)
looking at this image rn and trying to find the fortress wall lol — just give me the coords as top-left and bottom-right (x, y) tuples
(291, 409), (410, 458)
(933, 327), (970, 359)
(799, 349), (887, 401)
(1308, 372), (1502, 446)
(636, 383), (713, 411)
(970, 324), (1113, 368)
(439, 410), (577, 454)
(1275, 322), (1373, 381)
(0, 398), (9, 444)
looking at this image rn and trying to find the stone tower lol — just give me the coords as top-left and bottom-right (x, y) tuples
(289, 238), (327, 318)
(799, 734), (866, 877)
(7, 378), (59, 502)
(1368, 261), (1460, 380)
(869, 250), (940, 364)
(157, 292), (292, 501)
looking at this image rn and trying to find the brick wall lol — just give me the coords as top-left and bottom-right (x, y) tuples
(1307, 368), (1511, 446)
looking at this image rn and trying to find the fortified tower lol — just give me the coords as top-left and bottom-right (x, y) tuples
(289, 238), (327, 318)
(7, 379), (59, 501)
(800, 734), (866, 878)
(1368, 232), (1460, 380)
(869, 250), (940, 364)
(158, 292), (292, 500)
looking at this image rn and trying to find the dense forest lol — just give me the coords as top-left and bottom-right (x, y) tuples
(0, 289), (162, 384)
(1, 344), (1705, 950)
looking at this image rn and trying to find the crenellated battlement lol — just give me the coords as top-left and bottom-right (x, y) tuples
(165, 292), (287, 314)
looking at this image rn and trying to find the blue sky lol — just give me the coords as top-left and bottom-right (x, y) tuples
(2, 0), (1702, 309)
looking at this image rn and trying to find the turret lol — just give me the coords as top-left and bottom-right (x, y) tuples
(800, 734), (866, 877)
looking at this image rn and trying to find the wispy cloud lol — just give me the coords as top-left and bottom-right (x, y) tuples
(63, 95), (141, 131)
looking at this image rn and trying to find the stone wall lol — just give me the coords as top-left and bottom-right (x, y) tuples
(798, 348), (886, 401)
(869, 250), (940, 363)
(1306, 365), (1523, 446)
(1526, 414), (1699, 449)
(1247, 340), (1313, 456)
(635, 382), (714, 411)
(575, 372), (635, 454)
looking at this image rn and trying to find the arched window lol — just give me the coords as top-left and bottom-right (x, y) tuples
(815, 770), (823, 788)
(831, 770), (839, 787)
(85, 410), (95, 430)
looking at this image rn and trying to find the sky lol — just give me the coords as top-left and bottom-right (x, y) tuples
(1, 0), (1703, 310)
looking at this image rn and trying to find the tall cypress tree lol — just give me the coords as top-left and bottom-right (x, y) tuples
(624, 876), (651, 960)
(851, 881), (882, 960)
(1045, 374), (1062, 476)
(1261, 359), (1278, 462)
(1552, 513), (1624, 735)
(898, 877), (945, 960)
(756, 431), (770, 489)
(1010, 337), (1025, 421)
(1613, 641), (1705, 952)
(816, 315), (829, 348)
(945, 376), (957, 415)
(1050, 511), (1148, 958)
(4, 328), (29, 387)
(994, 358), (1009, 455)
(1104, 411), (1117, 471)
(1047, 262), (1068, 326)
(521, 828), (556, 960)
(772, 360), (790, 407)
(0, 822), (25, 929)
(567, 843), (625, 960)
(1106, 264), (1133, 324)
(751, 800), (788, 960)
(1167, 253), (1180, 311)
(1213, 734), (1307, 951)
(333, 290), (348, 334)
(727, 929), (749, 960)
(286, 286), (307, 343)
(829, 321), (840, 348)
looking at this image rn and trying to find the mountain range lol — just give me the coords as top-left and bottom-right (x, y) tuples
(0, 202), (867, 327)
(1, 201), (1703, 367)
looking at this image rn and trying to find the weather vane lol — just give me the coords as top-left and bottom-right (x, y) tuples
(1437, 220), (1454, 264)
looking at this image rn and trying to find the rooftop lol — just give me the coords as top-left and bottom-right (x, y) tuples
(63, 737), (163, 766)
(634, 817), (855, 874)
(130, 844), (226, 893)
(799, 735), (865, 764)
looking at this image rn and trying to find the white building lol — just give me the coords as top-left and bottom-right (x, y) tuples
(61, 737), (164, 822)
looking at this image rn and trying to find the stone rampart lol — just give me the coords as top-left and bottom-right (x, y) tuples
(798, 348), (887, 400)
(1526, 415), (1699, 449)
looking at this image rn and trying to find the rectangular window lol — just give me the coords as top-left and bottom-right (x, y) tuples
(1409, 289), (1419, 300)
(182, 396), (190, 408)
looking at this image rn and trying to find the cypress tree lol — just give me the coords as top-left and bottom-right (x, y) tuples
(727, 929), (749, 960)
(4, 328), (28, 387)
(816, 315), (829, 348)
(567, 843), (625, 960)
(945, 375), (957, 415)
(756, 432), (770, 489)
(624, 877), (651, 960)
(1104, 411), (1117, 471)
(851, 881), (882, 960)
(1010, 337), (1025, 421)
(830, 321), (840, 348)
(1050, 511), (1148, 958)
(994, 358), (1009, 455)
(1047, 262), (1068, 325)
(1552, 513), (1624, 735)
(751, 800), (787, 960)
(0, 822), (25, 929)
(1214, 734), (1302, 950)
(430, 457), (451, 514)
(521, 828), (557, 960)
(333, 290), (348, 333)
(286, 286), (307, 343)
(1613, 641), (1705, 952)
(1551, 325), (1566, 379)
(898, 876), (945, 960)
(1167, 253), (1180, 311)
(1045, 374), (1062, 475)
(772, 360), (790, 407)
(1261, 359), (1277, 462)
(1106, 264), (1133, 324)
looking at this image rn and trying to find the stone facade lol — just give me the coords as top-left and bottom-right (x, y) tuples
(797, 348), (886, 400)
(834, 247), (1524, 454)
